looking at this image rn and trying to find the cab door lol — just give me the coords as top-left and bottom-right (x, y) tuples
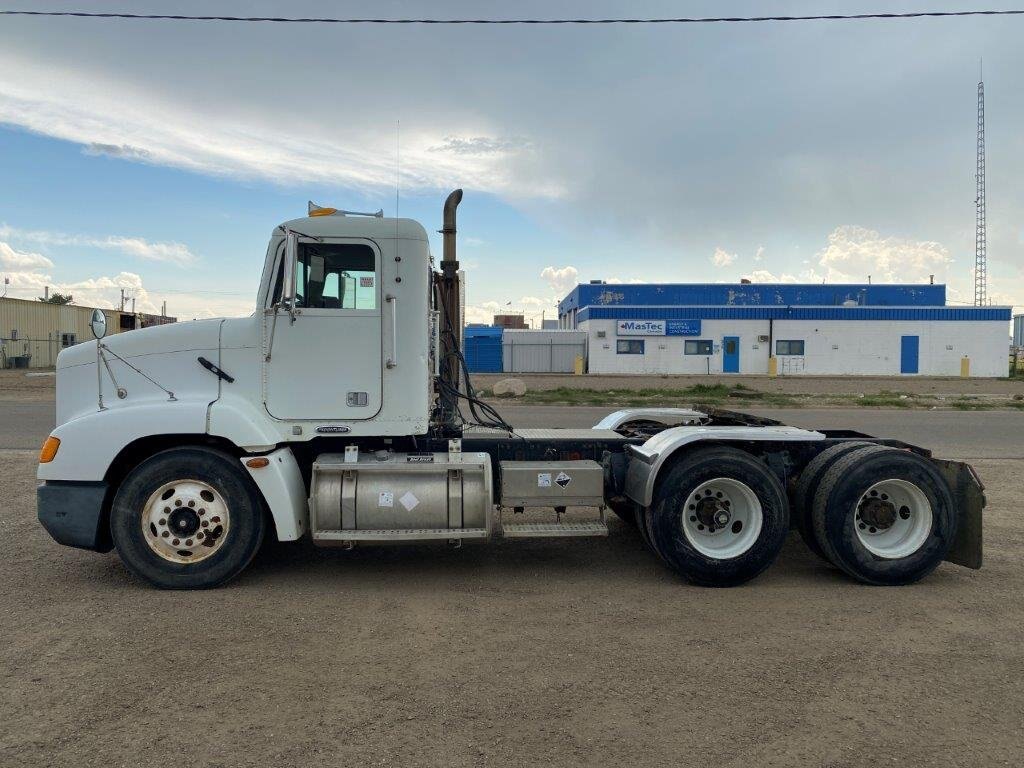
(264, 238), (383, 420)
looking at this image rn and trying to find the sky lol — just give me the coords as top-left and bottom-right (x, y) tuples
(0, 0), (1022, 325)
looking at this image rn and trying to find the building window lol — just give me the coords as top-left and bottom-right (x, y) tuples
(684, 339), (713, 355)
(776, 340), (805, 356)
(61, 333), (77, 348)
(616, 339), (645, 355)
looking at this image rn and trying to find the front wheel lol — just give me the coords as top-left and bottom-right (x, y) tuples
(110, 447), (266, 589)
(649, 447), (790, 587)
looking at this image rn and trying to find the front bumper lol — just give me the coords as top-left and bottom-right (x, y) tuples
(37, 481), (112, 552)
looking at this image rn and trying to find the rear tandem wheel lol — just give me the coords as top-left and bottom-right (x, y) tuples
(648, 447), (790, 587)
(810, 445), (957, 586)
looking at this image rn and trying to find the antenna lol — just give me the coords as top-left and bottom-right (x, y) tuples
(974, 64), (987, 306)
(395, 120), (400, 221)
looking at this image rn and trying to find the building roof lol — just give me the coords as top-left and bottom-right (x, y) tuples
(558, 282), (947, 315)
(577, 304), (1011, 323)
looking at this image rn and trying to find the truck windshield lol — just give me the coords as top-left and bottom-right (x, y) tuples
(294, 243), (377, 309)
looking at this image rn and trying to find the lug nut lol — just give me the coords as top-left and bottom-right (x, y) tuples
(161, 531), (169, 538)
(185, 539), (193, 546)
(158, 518), (166, 525)
(172, 538), (180, 545)
(188, 500), (195, 508)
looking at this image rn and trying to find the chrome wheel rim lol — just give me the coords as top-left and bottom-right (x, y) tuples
(141, 479), (230, 564)
(682, 478), (763, 559)
(854, 479), (932, 559)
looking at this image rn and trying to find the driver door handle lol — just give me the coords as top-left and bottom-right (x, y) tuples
(385, 294), (398, 369)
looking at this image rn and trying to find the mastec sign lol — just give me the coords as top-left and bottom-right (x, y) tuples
(616, 319), (701, 336)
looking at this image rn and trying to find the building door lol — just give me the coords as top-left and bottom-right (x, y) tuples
(723, 336), (740, 373)
(900, 335), (919, 374)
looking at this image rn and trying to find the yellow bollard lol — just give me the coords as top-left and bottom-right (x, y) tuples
(768, 356), (778, 377)
(574, 355), (585, 375)
(960, 356), (970, 377)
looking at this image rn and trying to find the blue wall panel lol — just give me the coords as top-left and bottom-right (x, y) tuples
(463, 326), (503, 373)
(578, 305), (1010, 323)
(558, 282), (947, 315)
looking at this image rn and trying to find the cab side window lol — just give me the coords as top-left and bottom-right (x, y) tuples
(295, 243), (377, 309)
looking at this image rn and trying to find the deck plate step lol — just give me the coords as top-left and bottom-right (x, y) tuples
(313, 527), (489, 542)
(501, 522), (609, 538)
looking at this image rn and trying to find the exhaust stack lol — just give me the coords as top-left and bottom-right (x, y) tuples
(437, 190), (464, 428)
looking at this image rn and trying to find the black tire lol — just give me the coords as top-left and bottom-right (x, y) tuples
(607, 497), (637, 527)
(649, 447), (790, 587)
(792, 441), (874, 560)
(110, 447), (266, 589)
(811, 446), (957, 586)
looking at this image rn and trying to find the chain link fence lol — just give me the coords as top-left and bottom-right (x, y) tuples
(0, 336), (69, 368)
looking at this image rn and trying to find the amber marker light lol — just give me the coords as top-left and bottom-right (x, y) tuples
(39, 436), (61, 463)
(245, 457), (270, 469)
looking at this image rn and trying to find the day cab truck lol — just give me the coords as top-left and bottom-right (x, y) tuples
(37, 191), (984, 589)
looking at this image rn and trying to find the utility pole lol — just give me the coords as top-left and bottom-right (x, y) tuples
(974, 64), (987, 306)
(120, 288), (125, 312)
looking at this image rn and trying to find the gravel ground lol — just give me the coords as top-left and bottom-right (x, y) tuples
(472, 372), (1024, 397)
(3, 446), (1022, 767)
(0, 369), (56, 403)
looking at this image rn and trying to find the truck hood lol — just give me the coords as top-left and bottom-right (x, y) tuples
(54, 318), (227, 427)
(58, 318), (225, 370)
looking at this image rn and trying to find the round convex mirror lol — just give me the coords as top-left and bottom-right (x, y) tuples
(89, 308), (107, 340)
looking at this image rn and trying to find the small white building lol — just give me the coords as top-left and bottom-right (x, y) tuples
(558, 283), (1010, 377)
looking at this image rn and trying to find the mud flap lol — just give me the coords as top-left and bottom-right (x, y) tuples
(933, 459), (984, 569)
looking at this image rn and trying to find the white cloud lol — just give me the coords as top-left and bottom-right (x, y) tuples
(1, 238), (249, 319)
(0, 224), (196, 266)
(754, 246), (765, 262)
(815, 225), (951, 284)
(464, 300), (502, 325)
(540, 265), (578, 295)
(0, 241), (53, 271)
(0, 52), (563, 199)
(711, 248), (737, 268)
(746, 269), (800, 284)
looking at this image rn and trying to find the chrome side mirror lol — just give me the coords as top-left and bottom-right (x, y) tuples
(89, 308), (107, 340)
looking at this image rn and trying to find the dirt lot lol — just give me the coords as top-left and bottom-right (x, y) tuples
(3, 444), (1023, 767)
(0, 368), (56, 403)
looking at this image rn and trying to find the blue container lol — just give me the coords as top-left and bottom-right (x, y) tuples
(463, 326), (503, 373)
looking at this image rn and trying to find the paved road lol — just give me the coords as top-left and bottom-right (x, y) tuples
(5, 399), (1023, 458)
(0, 401), (52, 451)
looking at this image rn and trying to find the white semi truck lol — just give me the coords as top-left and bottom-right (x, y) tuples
(37, 191), (983, 589)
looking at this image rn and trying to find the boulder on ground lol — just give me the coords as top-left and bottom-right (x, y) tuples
(492, 378), (527, 397)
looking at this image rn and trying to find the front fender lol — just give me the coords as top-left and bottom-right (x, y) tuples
(38, 401), (210, 482)
(240, 447), (307, 541)
(623, 425), (825, 507)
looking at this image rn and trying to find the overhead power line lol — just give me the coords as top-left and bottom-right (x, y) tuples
(1, 9), (1024, 25)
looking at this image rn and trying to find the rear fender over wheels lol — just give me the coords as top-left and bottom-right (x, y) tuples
(623, 425), (826, 508)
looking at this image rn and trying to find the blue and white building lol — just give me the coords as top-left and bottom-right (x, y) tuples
(557, 283), (1011, 377)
